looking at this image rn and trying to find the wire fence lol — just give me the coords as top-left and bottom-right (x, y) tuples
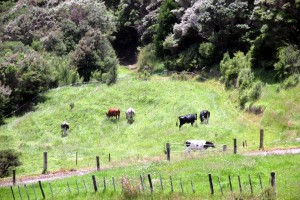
(5, 171), (288, 199)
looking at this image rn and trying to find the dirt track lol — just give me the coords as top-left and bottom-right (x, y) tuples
(1, 148), (300, 187)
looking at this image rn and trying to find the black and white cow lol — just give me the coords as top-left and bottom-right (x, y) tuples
(61, 121), (69, 137)
(125, 107), (135, 123)
(185, 140), (215, 153)
(176, 114), (197, 129)
(200, 110), (210, 124)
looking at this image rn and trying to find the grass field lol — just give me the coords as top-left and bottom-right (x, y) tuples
(0, 67), (299, 199)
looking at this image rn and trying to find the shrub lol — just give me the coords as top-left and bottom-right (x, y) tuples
(282, 74), (300, 89)
(121, 177), (139, 199)
(274, 45), (300, 80)
(137, 44), (164, 74)
(0, 149), (21, 178)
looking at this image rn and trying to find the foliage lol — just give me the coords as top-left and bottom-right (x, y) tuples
(274, 44), (300, 80)
(281, 74), (300, 89)
(137, 44), (165, 74)
(0, 149), (21, 178)
(72, 29), (118, 83)
(121, 177), (139, 199)
(154, 0), (179, 58)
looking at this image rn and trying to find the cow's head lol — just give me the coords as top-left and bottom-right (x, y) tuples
(204, 141), (215, 149)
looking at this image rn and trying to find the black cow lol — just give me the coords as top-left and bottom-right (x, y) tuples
(176, 114), (197, 129)
(200, 110), (210, 124)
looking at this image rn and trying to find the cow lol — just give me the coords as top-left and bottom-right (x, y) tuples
(200, 110), (210, 124)
(185, 140), (215, 153)
(61, 121), (69, 137)
(176, 114), (197, 129)
(106, 108), (120, 120)
(125, 107), (135, 124)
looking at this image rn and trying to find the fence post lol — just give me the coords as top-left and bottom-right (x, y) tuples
(109, 153), (111, 162)
(92, 175), (98, 192)
(83, 179), (88, 193)
(238, 175), (242, 193)
(208, 173), (214, 195)
(112, 177), (116, 191)
(218, 176), (223, 196)
(170, 176), (174, 192)
(17, 185), (22, 200)
(140, 175), (144, 192)
(67, 182), (71, 193)
(76, 152), (78, 166)
(228, 175), (232, 192)
(148, 174), (153, 193)
(166, 143), (170, 161)
(24, 184), (29, 200)
(49, 182), (54, 198)
(43, 152), (47, 174)
(38, 181), (45, 199)
(12, 169), (16, 185)
(260, 129), (264, 150)
(103, 177), (106, 191)
(191, 178), (195, 193)
(233, 139), (237, 154)
(180, 178), (184, 193)
(223, 145), (227, 152)
(10, 186), (15, 200)
(270, 172), (276, 196)
(96, 156), (100, 171)
(32, 184), (37, 200)
(248, 175), (253, 195)
(160, 174), (163, 191)
(76, 180), (79, 194)
(258, 173), (263, 190)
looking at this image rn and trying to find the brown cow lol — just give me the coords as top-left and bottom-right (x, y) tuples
(106, 108), (120, 120)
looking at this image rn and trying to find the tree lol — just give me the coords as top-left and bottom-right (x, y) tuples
(72, 29), (118, 83)
(154, 0), (179, 58)
(0, 149), (21, 178)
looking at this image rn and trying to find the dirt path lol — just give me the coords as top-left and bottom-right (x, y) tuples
(1, 148), (300, 187)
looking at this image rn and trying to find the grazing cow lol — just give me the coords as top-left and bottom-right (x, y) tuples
(200, 110), (210, 124)
(185, 140), (215, 153)
(106, 108), (120, 120)
(61, 121), (69, 137)
(125, 107), (135, 123)
(176, 114), (197, 129)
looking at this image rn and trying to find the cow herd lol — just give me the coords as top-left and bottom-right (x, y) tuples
(176, 110), (210, 129)
(106, 107), (136, 123)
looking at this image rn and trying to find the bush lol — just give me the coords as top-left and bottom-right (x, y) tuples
(121, 177), (139, 199)
(0, 149), (21, 178)
(274, 45), (300, 80)
(137, 44), (164, 74)
(282, 74), (300, 89)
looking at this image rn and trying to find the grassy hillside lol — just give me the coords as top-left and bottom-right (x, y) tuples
(0, 68), (299, 176)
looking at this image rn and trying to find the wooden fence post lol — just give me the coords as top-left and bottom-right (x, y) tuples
(12, 169), (16, 185)
(260, 129), (264, 150)
(140, 175), (144, 192)
(112, 177), (116, 191)
(76, 180), (79, 194)
(208, 173), (214, 195)
(83, 179), (88, 193)
(49, 182), (54, 198)
(109, 153), (111, 162)
(92, 175), (98, 192)
(238, 175), (242, 193)
(24, 184), (29, 200)
(218, 176), (223, 196)
(103, 177), (106, 191)
(258, 173), (263, 190)
(233, 139), (237, 154)
(223, 145), (227, 152)
(248, 175), (253, 195)
(17, 185), (22, 200)
(32, 184), (37, 200)
(148, 174), (153, 193)
(160, 175), (163, 191)
(170, 176), (174, 192)
(96, 156), (100, 171)
(270, 172), (276, 196)
(67, 182), (71, 193)
(43, 152), (47, 174)
(191, 178), (195, 193)
(166, 143), (170, 161)
(76, 152), (78, 166)
(228, 175), (233, 192)
(38, 181), (45, 199)
(10, 186), (15, 200)
(180, 178), (183, 193)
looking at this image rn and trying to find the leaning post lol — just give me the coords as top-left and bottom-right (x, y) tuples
(260, 129), (264, 150)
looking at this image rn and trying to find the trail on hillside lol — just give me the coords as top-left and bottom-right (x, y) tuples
(1, 147), (300, 188)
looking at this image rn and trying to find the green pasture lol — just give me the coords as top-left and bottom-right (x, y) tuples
(0, 67), (299, 197)
(0, 154), (299, 199)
